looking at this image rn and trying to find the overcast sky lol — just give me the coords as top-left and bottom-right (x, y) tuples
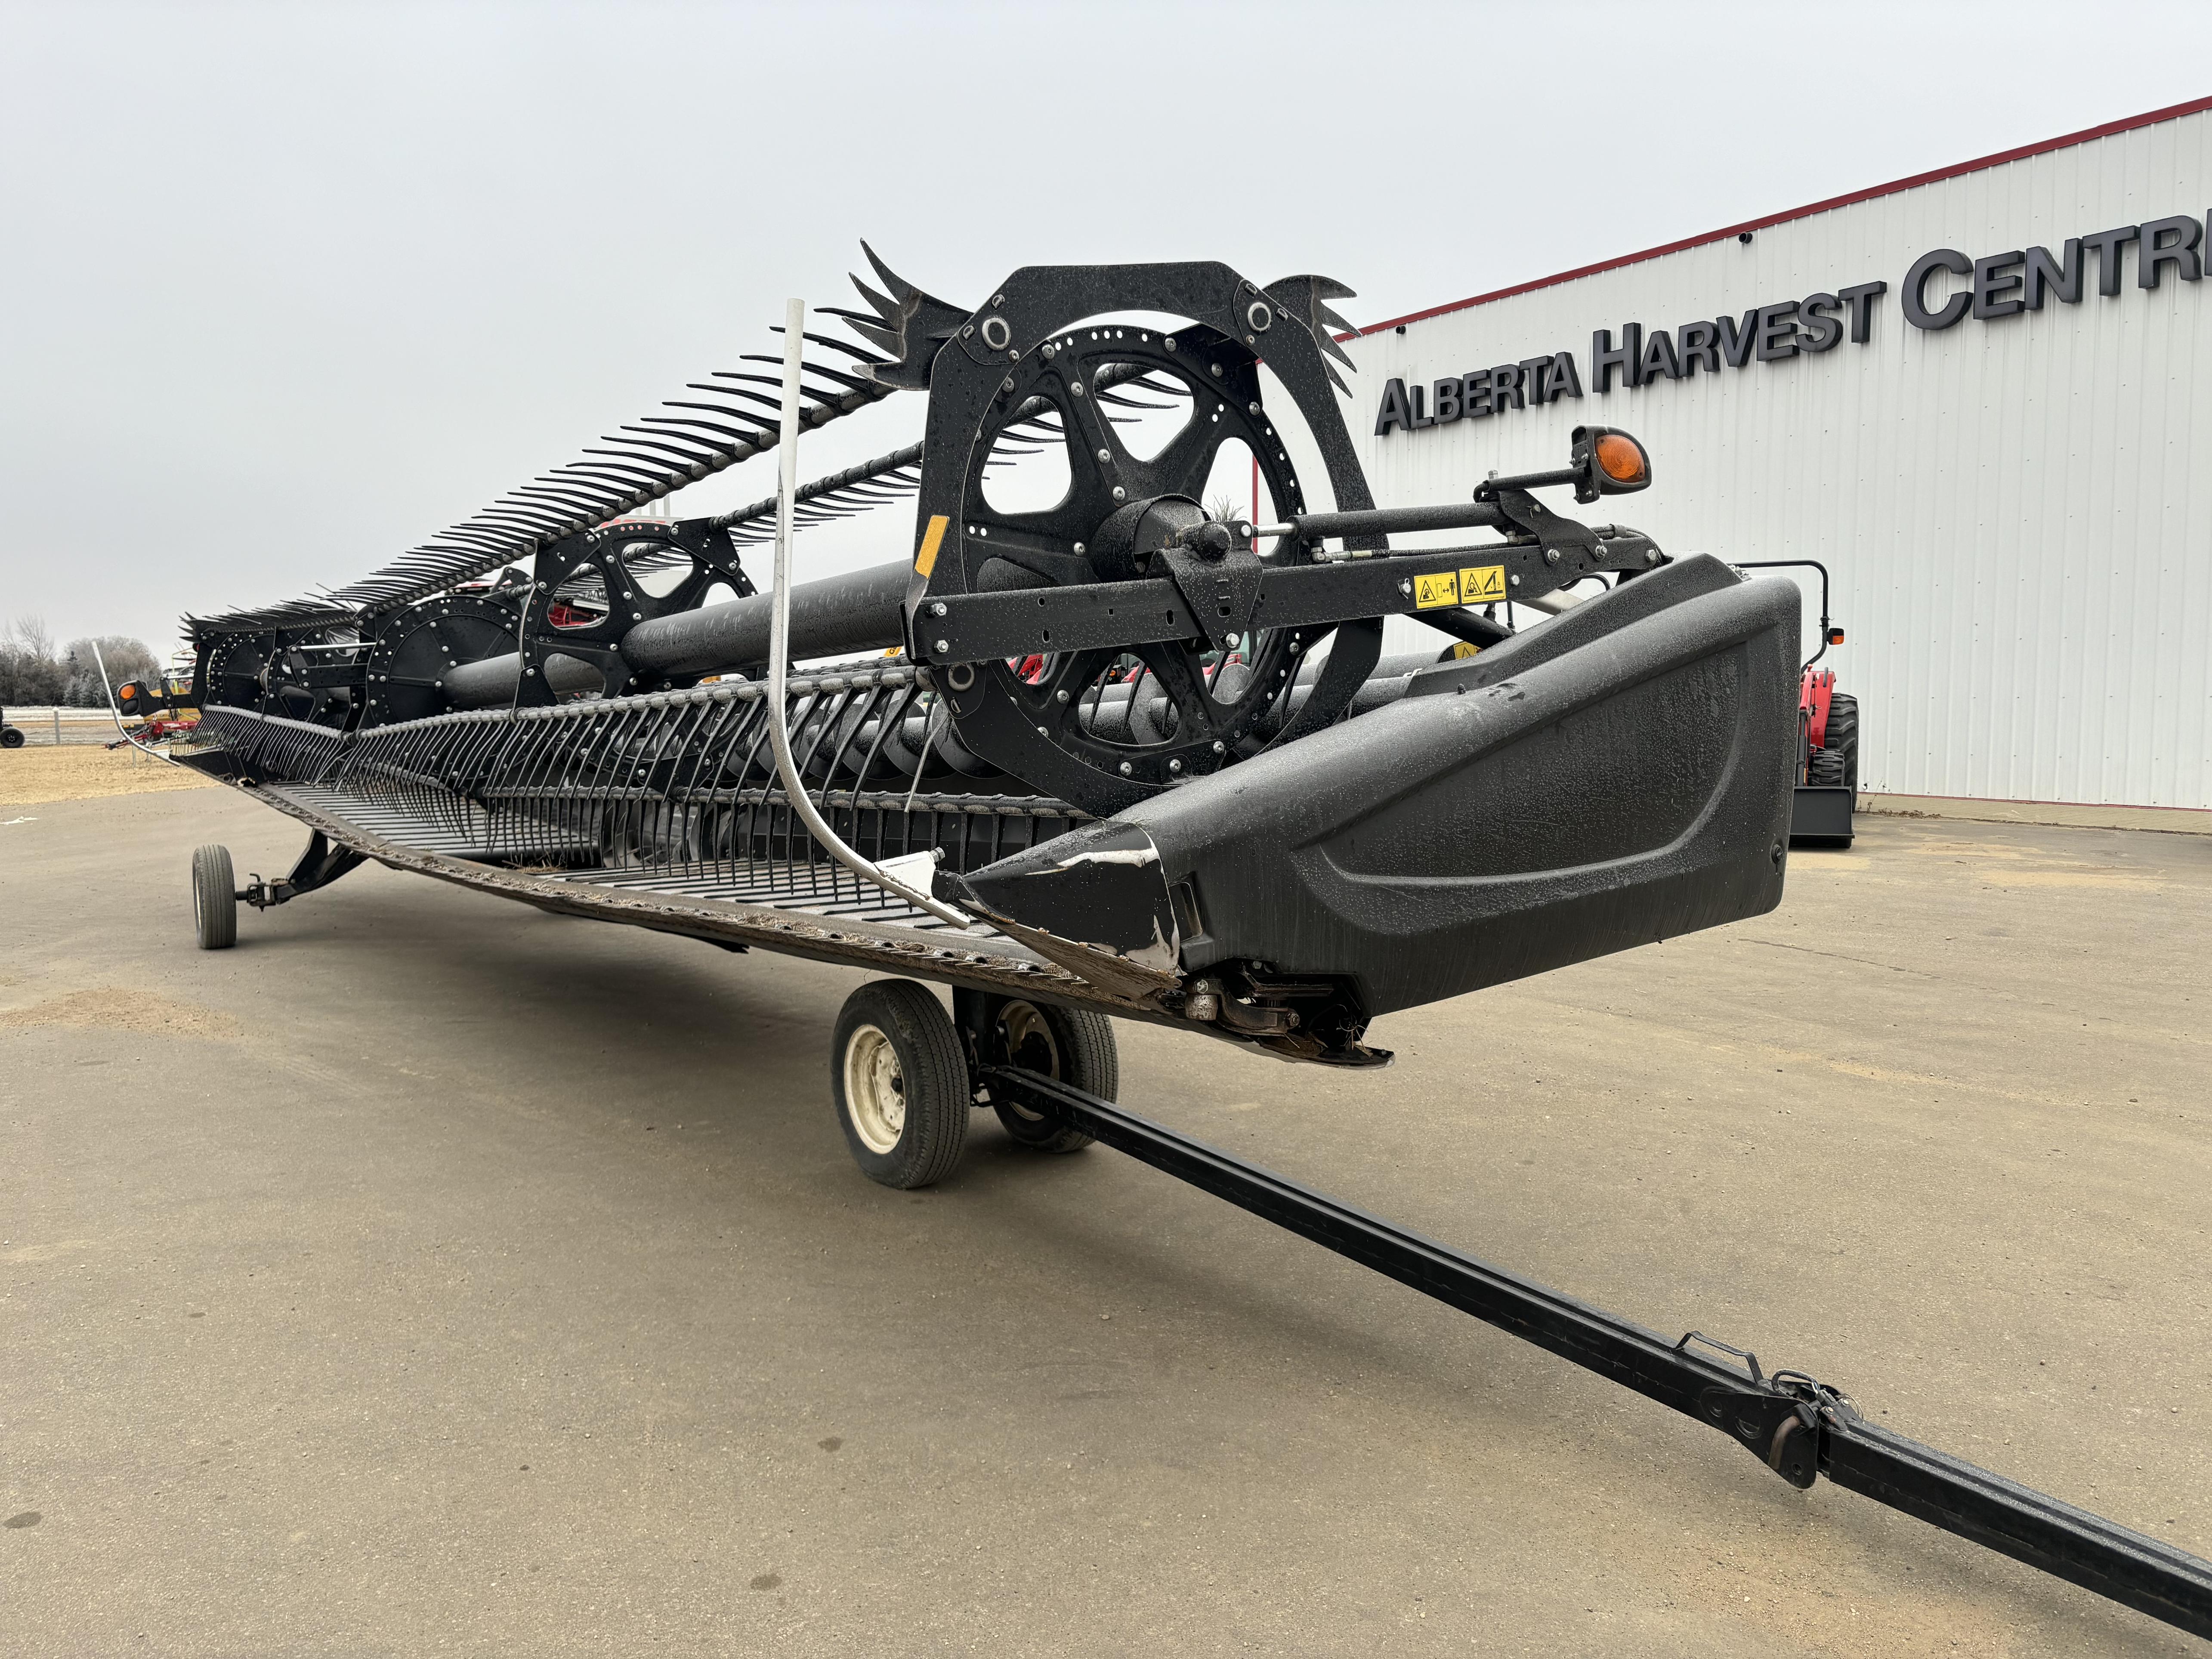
(4, 0), (2209, 659)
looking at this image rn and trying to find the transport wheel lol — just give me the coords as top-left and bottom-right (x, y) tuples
(992, 1000), (1116, 1154)
(0, 726), (23, 749)
(831, 979), (970, 1189)
(192, 844), (238, 950)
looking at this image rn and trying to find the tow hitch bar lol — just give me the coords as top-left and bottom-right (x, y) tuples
(982, 1066), (2212, 1641)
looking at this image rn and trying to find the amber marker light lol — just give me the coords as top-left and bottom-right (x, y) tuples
(1595, 433), (1647, 485)
(1568, 426), (1652, 502)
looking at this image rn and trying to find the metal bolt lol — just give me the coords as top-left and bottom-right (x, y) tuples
(1073, 542), (1085, 554)
(1001, 376), (1015, 392)
(1041, 343), (1057, 360)
(1070, 380), (1085, 397)
(1399, 579), (1412, 596)
(1164, 337), (1177, 352)
(1224, 632), (1239, 647)
(1036, 724), (1048, 735)
(1118, 761), (1133, 775)
(1211, 364), (1223, 377)
(1646, 549), (1661, 565)
(1545, 549), (1560, 565)
(935, 639), (949, 652)
(1111, 486), (1126, 501)
(1055, 689), (1069, 703)
(1248, 402), (1261, 416)
(1168, 758), (1183, 774)
(1097, 448), (1111, 463)
(632, 611), (643, 619)
(1211, 740), (1226, 755)
(930, 601), (948, 617)
(1510, 574), (1522, 587)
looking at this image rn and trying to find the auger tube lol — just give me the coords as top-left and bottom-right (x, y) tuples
(438, 557), (913, 708)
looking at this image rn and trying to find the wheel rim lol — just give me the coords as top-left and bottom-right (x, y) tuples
(843, 1023), (906, 1153)
(999, 1001), (1060, 1121)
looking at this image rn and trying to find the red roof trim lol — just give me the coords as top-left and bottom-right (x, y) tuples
(1351, 94), (2212, 339)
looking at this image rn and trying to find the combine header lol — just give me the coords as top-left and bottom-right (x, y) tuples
(151, 252), (2208, 1640)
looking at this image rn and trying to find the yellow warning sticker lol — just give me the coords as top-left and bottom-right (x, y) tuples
(1459, 563), (1507, 603)
(914, 514), (949, 579)
(1413, 570), (1462, 609)
(1450, 640), (1482, 659)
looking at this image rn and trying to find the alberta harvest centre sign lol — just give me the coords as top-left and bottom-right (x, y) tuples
(1370, 210), (2208, 438)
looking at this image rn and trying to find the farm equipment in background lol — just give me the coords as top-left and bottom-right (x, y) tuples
(135, 250), (2212, 1641)
(1739, 559), (1857, 847)
(0, 709), (24, 749)
(111, 665), (202, 747)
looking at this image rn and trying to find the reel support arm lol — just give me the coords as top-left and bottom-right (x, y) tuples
(982, 1064), (2212, 1644)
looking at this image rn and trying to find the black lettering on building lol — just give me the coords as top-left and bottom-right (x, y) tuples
(1903, 249), (1972, 330)
(2138, 215), (2203, 287)
(1971, 252), (2027, 320)
(1798, 293), (1844, 352)
(1714, 309), (1760, 367)
(1373, 378), (1412, 436)
(2080, 226), (2139, 297)
(1637, 328), (1682, 381)
(1590, 325), (1641, 392)
(2024, 241), (2083, 308)
(1676, 319), (1721, 374)
(1837, 281), (1887, 342)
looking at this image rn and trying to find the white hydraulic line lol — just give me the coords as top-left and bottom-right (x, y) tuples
(762, 297), (973, 930)
(89, 641), (181, 766)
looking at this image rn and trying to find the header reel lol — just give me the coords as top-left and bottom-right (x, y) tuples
(891, 259), (1381, 816)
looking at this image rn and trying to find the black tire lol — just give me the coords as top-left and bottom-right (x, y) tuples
(192, 844), (237, 950)
(1826, 693), (1859, 795)
(991, 999), (1116, 1154)
(0, 726), (23, 749)
(831, 979), (970, 1189)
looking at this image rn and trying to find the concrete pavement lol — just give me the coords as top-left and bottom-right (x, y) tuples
(3, 783), (2208, 1656)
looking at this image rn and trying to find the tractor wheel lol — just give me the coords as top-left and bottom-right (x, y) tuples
(990, 999), (1117, 1154)
(0, 726), (23, 749)
(192, 844), (238, 950)
(831, 979), (970, 1189)
(1826, 694), (1860, 794)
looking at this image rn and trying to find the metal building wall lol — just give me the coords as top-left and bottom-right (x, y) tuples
(1338, 108), (2210, 810)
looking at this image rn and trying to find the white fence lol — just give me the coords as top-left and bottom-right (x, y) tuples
(2, 707), (131, 746)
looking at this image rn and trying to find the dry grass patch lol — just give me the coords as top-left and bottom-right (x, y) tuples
(0, 746), (216, 806)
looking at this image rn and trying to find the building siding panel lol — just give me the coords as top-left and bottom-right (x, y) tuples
(1342, 109), (2210, 809)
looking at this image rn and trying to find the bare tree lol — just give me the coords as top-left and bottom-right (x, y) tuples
(0, 616), (69, 707)
(65, 636), (159, 707)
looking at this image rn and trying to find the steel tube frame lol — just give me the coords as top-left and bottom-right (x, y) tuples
(981, 1065), (2212, 1642)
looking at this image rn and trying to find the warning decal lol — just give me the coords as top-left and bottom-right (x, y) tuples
(1413, 571), (1462, 610)
(1458, 564), (1507, 603)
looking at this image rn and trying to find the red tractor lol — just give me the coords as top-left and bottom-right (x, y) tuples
(1739, 561), (1857, 847)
